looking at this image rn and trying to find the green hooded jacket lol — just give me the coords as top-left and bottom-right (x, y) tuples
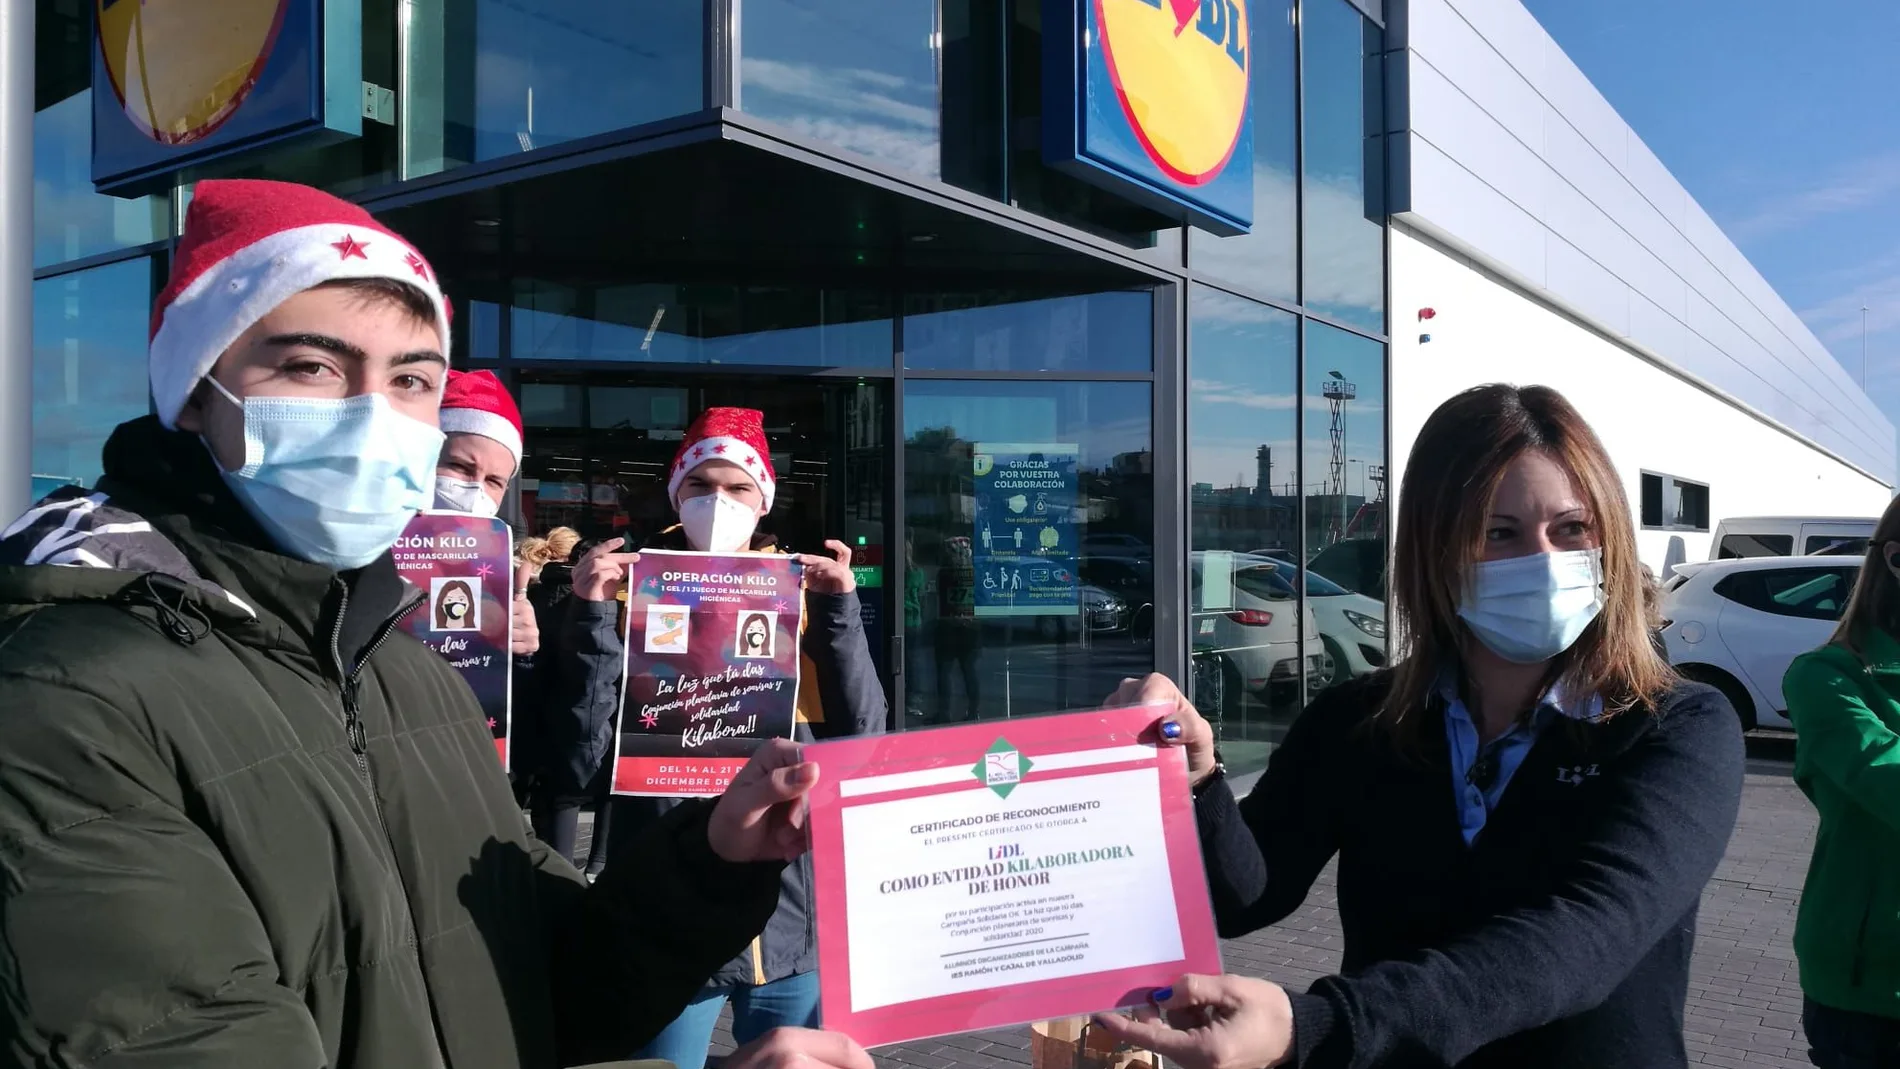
(1784, 630), (1900, 1019)
(0, 417), (785, 1067)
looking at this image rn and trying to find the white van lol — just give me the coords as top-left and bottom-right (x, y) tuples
(1708, 516), (1877, 560)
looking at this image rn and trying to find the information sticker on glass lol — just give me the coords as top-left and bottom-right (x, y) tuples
(1202, 549), (1235, 611)
(805, 706), (1222, 1048)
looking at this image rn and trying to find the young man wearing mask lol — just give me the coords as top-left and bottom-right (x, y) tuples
(564, 407), (887, 1069)
(0, 180), (870, 1069)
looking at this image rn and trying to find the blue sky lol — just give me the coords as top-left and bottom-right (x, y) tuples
(1521, 0), (1900, 429)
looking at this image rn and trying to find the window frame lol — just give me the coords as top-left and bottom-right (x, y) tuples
(1639, 469), (1711, 533)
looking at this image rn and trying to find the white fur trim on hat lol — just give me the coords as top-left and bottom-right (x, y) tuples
(149, 223), (452, 429)
(440, 408), (524, 464)
(668, 436), (777, 514)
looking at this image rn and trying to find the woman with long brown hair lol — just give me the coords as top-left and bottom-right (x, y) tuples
(1782, 496), (1900, 1067)
(1097, 384), (1744, 1068)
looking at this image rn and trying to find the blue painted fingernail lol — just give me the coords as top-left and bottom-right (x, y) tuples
(1151, 986), (1173, 1003)
(1160, 721), (1183, 741)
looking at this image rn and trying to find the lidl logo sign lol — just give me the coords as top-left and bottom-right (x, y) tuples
(91, 0), (363, 196)
(97, 0), (289, 145)
(1043, 0), (1255, 234)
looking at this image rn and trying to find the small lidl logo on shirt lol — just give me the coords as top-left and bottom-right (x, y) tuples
(1556, 764), (1601, 786)
(1042, 0), (1255, 234)
(973, 738), (1034, 798)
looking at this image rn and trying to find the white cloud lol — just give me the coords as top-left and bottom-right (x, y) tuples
(1729, 151), (1900, 240)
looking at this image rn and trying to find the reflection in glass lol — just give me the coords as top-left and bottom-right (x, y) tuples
(1187, 0), (1297, 302)
(1185, 288), (1302, 774)
(1302, 320), (1389, 698)
(741, 0), (940, 178)
(1301, 0), (1386, 333)
(34, 92), (166, 268)
(405, 0), (702, 175)
(902, 382), (1154, 725)
(31, 259), (154, 493)
(903, 291), (1152, 373)
(509, 282), (892, 367)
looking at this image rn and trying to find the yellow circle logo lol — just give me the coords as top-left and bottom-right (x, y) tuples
(1096, 0), (1251, 186)
(96, 0), (289, 145)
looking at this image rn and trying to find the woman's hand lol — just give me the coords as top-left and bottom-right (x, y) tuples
(724, 1027), (874, 1069)
(573, 537), (640, 602)
(797, 541), (857, 595)
(707, 738), (818, 863)
(1092, 975), (1294, 1069)
(1107, 673), (1219, 787)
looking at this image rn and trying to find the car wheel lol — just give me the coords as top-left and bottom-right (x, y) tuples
(1677, 664), (1758, 731)
(1319, 635), (1350, 685)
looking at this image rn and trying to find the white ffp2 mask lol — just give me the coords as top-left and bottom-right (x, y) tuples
(679, 492), (759, 552)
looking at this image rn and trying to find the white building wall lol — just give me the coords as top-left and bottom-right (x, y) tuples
(1391, 227), (1894, 574)
(1390, 0), (1897, 484)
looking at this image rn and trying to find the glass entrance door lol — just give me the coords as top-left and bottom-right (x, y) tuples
(514, 371), (896, 716)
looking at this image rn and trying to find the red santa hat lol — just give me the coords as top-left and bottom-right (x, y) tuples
(668, 407), (777, 513)
(439, 370), (524, 468)
(148, 179), (453, 429)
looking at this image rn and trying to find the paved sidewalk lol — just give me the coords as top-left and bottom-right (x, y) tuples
(693, 743), (1819, 1069)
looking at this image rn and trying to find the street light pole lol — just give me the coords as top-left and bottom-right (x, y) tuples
(0, 0), (33, 522)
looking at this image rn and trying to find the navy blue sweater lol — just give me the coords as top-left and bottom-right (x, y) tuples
(1197, 675), (1744, 1068)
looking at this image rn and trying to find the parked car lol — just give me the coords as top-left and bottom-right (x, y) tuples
(1659, 556), (1860, 729)
(1709, 516), (1876, 560)
(1303, 567), (1388, 679)
(1189, 552), (1327, 709)
(1080, 555), (1155, 638)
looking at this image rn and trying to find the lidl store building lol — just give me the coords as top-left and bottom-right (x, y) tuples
(9, 0), (1892, 775)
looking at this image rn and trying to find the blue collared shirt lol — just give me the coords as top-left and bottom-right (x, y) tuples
(1441, 677), (1602, 845)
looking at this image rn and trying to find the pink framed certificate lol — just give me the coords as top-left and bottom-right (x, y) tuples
(805, 705), (1222, 1049)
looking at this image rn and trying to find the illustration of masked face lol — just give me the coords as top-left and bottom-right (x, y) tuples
(441, 588), (471, 627)
(744, 619), (768, 652)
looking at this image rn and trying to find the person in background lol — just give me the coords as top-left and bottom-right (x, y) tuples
(0, 179), (864, 1069)
(512, 526), (583, 813)
(1098, 384), (1744, 1069)
(1782, 495), (1900, 1068)
(528, 528), (618, 875)
(565, 406), (887, 1069)
(435, 368), (536, 657)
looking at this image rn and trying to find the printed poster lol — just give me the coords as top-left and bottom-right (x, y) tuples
(394, 511), (513, 768)
(971, 443), (1080, 617)
(613, 549), (805, 797)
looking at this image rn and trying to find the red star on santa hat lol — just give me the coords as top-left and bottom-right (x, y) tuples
(712, 444), (727, 454)
(743, 454), (757, 468)
(693, 446), (707, 458)
(404, 251), (430, 280)
(331, 234), (370, 260)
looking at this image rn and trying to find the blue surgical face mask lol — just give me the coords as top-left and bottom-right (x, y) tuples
(205, 377), (445, 570)
(1457, 548), (1605, 665)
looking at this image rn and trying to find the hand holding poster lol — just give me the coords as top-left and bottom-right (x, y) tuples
(393, 512), (514, 766)
(804, 706), (1221, 1048)
(614, 549), (805, 797)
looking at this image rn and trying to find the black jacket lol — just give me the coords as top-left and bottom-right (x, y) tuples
(563, 526), (888, 988)
(1198, 674), (1744, 1069)
(0, 418), (785, 1068)
(511, 560), (576, 792)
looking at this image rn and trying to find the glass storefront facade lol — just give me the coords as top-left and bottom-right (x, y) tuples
(28, 0), (1390, 775)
